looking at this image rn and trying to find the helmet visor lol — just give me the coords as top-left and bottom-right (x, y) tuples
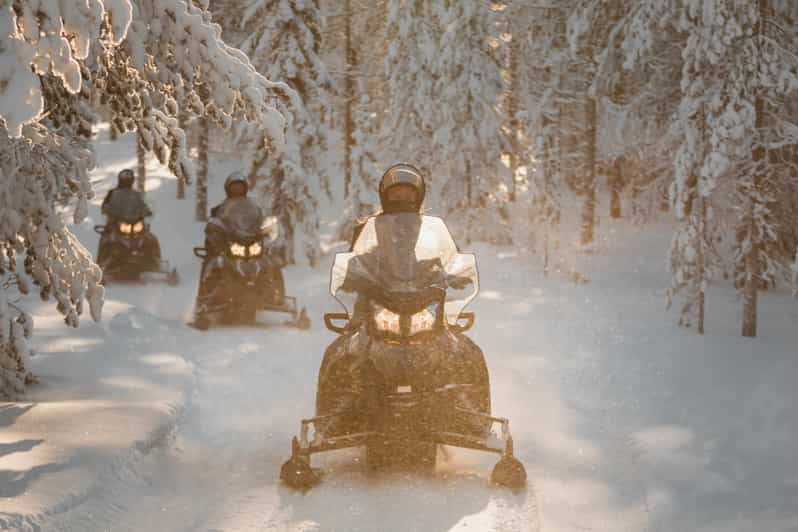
(227, 181), (247, 197)
(384, 184), (419, 204)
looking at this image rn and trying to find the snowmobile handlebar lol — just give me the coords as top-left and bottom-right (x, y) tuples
(193, 247), (207, 259)
(93, 225), (106, 234)
(450, 312), (475, 333)
(324, 313), (350, 334)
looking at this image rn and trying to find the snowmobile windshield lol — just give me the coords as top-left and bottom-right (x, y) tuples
(217, 198), (265, 241)
(330, 213), (479, 325)
(105, 189), (152, 222)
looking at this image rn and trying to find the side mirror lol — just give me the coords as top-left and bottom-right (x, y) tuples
(93, 225), (106, 235)
(450, 312), (475, 333)
(324, 313), (350, 334)
(193, 247), (207, 259)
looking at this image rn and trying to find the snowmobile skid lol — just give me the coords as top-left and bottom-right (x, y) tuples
(280, 408), (527, 492)
(189, 294), (310, 331)
(101, 260), (179, 286)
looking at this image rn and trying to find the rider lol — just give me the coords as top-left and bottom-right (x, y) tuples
(350, 163), (426, 248)
(195, 172), (265, 317)
(98, 168), (158, 268)
(203, 172), (262, 259)
(101, 168), (152, 218)
(347, 164), (427, 325)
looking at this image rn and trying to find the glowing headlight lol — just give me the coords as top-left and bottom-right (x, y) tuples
(248, 242), (262, 257)
(230, 242), (247, 257)
(119, 223), (132, 234)
(410, 308), (436, 335)
(373, 306), (401, 335)
(132, 221), (144, 233)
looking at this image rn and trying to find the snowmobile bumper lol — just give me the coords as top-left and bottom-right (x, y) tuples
(101, 257), (178, 285)
(280, 408), (526, 491)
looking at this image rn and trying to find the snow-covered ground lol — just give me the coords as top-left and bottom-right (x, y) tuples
(2, 131), (798, 531)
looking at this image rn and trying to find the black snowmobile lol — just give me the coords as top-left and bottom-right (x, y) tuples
(95, 191), (178, 285)
(191, 207), (309, 331)
(280, 213), (526, 491)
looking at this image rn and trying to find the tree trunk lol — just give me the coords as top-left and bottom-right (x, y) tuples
(609, 157), (623, 219)
(697, 195), (707, 335)
(196, 117), (209, 222)
(136, 130), (146, 193)
(742, 1), (769, 337)
(580, 97), (597, 246)
(177, 112), (188, 199)
(465, 157), (472, 208)
(742, 211), (759, 337)
(343, 0), (355, 198)
(507, 33), (520, 202)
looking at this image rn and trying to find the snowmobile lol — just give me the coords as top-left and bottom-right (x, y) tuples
(191, 213), (309, 331)
(94, 201), (178, 285)
(280, 213), (526, 491)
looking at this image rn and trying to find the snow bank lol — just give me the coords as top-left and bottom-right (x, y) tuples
(0, 300), (194, 531)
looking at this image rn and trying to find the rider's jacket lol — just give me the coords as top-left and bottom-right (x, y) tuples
(102, 188), (152, 221)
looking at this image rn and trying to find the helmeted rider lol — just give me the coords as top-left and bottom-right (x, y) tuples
(347, 164), (428, 325)
(98, 168), (158, 268)
(350, 163), (426, 248)
(101, 168), (152, 219)
(195, 172), (266, 316)
(203, 172), (263, 259)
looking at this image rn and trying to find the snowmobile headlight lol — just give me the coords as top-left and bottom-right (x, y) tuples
(373, 305), (401, 335)
(230, 242), (247, 257)
(132, 221), (144, 234)
(119, 222), (132, 234)
(248, 242), (262, 257)
(409, 307), (436, 335)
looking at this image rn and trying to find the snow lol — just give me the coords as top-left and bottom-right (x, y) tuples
(2, 131), (798, 531)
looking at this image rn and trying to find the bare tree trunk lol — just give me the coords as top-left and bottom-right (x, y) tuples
(465, 157), (472, 208)
(580, 97), (597, 246)
(742, 0), (769, 337)
(742, 101), (765, 337)
(697, 195), (707, 334)
(507, 33), (520, 202)
(609, 157), (623, 219)
(343, 0), (354, 198)
(136, 130), (146, 193)
(177, 112), (188, 199)
(196, 117), (209, 222)
(742, 209), (759, 337)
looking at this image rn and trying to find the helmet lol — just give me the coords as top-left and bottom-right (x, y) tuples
(378, 164), (425, 213)
(224, 171), (249, 198)
(117, 168), (135, 188)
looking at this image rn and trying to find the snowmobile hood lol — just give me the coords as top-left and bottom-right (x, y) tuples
(331, 213), (479, 325)
(217, 198), (265, 241)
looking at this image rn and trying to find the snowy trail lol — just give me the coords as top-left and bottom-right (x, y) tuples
(41, 262), (543, 532)
(24, 135), (798, 531)
(36, 217), (798, 531)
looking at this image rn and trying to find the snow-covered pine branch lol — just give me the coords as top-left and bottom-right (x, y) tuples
(0, 0), (295, 397)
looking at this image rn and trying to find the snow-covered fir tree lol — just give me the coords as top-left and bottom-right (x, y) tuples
(432, 0), (510, 244)
(0, 0), (292, 397)
(383, 0), (440, 171)
(610, 0), (798, 335)
(213, 0), (333, 264)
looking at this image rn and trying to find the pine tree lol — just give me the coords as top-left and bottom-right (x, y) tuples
(432, 0), (510, 244)
(212, 0), (332, 264)
(383, 0), (440, 172)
